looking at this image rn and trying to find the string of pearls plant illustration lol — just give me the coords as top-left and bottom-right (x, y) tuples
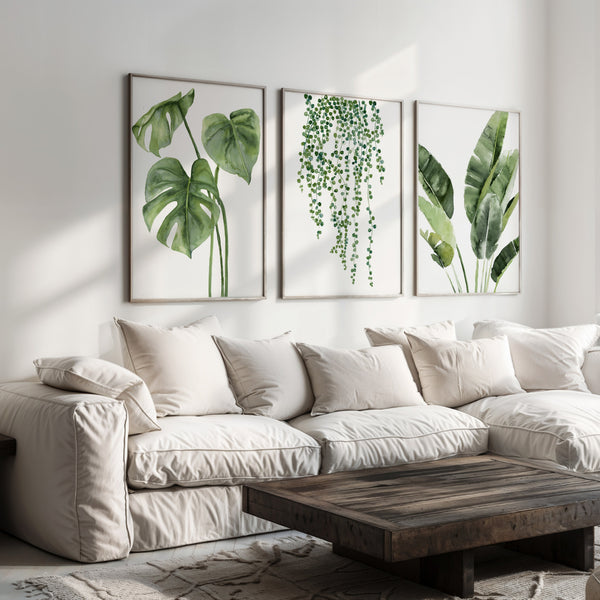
(297, 94), (385, 286)
(131, 90), (260, 297)
(418, 110), (519, 293)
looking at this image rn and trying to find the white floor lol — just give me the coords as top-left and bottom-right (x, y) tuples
(0, 529), (294, 599)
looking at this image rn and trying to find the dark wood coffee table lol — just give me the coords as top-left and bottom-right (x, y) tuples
(243, 455), (600, 597)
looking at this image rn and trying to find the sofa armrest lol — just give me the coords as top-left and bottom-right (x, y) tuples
(0, 381), (132, 562)
(583, 348), (600, 395)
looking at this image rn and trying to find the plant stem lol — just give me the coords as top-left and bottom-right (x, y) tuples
(445, 270), (457, 293)
(214, 167), (229, 296)
(456, 246), (470, 293)
(182, 115), (201, 160)
(475, 260), (480, 293)
(215, 222), (225, 296)
(208, 230), (214, 297)
(451, 265), (463, 293)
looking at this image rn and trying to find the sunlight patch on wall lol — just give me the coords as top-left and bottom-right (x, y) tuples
(356, 45), (418, 98)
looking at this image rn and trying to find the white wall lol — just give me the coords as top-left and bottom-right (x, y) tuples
(0, 0), (551, 379)
(547, 0), (597, 326)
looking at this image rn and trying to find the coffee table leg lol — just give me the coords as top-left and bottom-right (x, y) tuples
(421, 549), (474, 597)
(332, 544), (474, 598)
(506, 526), (594, 571)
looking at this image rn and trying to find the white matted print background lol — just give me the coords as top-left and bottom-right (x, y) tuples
(130, 76), (264, 301)
(416, 103), (520, 296)
(282, 90), (402, 298)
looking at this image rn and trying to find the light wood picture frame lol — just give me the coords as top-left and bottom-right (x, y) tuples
(281, 88), (403, 299)
(415, 101), (521, 296)
(129, 73), (266, 302)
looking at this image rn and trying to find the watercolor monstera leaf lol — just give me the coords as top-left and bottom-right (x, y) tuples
(132, 90), (195, 157)
(143, 157), (220, 258)
(201, 109), (260, 184)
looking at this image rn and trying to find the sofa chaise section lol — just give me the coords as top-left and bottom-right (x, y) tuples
(459, 390), (600, 473)
(0, 382), (132, 562)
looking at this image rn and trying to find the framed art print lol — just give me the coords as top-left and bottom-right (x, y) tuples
(129, 74), (265, 301)
(415, 101), (521, 296)
(281, 89), (403, 299)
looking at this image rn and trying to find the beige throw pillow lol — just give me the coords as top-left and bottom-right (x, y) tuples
(34, 356), (160, 435)
(115, 316), (239, 417)
(213, 332), (314, 420)
(296, 343), (425, 416)
(472, 320), (600, 392)
(405, 334), (523, 408)
(365, 320), (456, 391)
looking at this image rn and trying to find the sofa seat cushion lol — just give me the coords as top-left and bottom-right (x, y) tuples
(459, 390), (600, 472)
(127, 414), (321, 489)
(289, 405), (488, 474)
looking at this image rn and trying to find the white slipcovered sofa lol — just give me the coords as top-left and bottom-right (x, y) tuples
(0, 317), (598, 563)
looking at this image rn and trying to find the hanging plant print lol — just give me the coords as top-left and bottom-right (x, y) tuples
(129, 75), (265, 302)
(416, 102), (520, 295)
(298, 94), (385, 285)
(282, 90), (402, 299)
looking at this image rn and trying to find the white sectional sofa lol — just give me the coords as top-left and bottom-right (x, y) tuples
(0, 317), (598, 563)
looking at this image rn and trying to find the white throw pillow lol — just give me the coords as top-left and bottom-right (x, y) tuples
(213, 332), (314, 420)
(365, 320), (456, 390)
(296, 343), (425, 416)
(405, 334), (523, 408)
(472, 320), (600, 392)
(115, 316), (239, 417)
(34, 356), (160, 435)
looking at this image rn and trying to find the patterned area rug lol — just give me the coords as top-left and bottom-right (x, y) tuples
(15, 534), (596, 600)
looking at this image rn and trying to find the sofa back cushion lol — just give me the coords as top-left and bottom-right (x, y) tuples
(213, 332), (314, 420)
(115, 316), (239, 417)
(34, 356), (160, 435)
(583, 348), (600, 394)
(365, 320), (456, 391)
(296, 343), (424, 416)
(406, 334), (524, 408)
(472, 320), (600, 393)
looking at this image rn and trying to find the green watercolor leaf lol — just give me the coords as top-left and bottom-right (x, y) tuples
(420, 229), (454, 268)
(418, 196), (456, 249)
(132, 90), (195, 157)
(492, 237), (520, 284)
(470, 192), (503, 259)
(418, 145), (454, 218)
(490, 149), (519, 212)
(502, 193), (519, 232)
(464, 111), (509, 222)
(201, 109), (260, 184)
(143, 157), (220, 258)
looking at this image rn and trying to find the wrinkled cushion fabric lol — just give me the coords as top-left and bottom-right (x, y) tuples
(472, 320), (600, 392)
(0, 382), (132, 562)
(213, 332), (314, 420)
(365, 320), (456, 390)
(406, 334), (523, 408)
(127, 414), (321, 489)
(289, 405), (488, 474)
(34, 356), (159, 435)
(296, 343), (424, 416)
(129, 486), (284, 552)
(459, 390), (600, 472)
(115, 316), (239, 417)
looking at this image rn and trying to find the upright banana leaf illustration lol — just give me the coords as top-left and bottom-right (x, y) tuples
(418, 110), (519, 293)
(132, 90), (260, 297)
